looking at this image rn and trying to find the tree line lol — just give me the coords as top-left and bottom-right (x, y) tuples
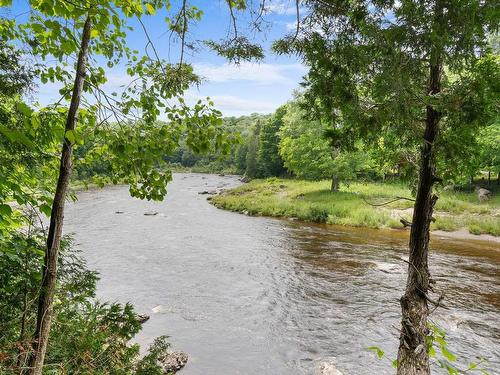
(0, 1), (498, 374)
(164, 97), (499, 192)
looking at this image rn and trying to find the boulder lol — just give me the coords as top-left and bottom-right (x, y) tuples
(317, 361), (344, 375)
(198, 190), (217, 195)
(475, 186), (492, 202)
(159, 351), (188, 373)
(137, 314), (150, 324)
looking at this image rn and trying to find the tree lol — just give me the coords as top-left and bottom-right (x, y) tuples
(245, 120), (261, 178)
(274, 1), (499, 373)
(257, 105), (287, 177)
(279, 101), (333, 180)
(478, 123), (500, 184)
(279, 100), (370, 189)
(1, 1), (241, 373)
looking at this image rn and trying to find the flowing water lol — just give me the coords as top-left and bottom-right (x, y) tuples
(65, 173), (500, 374)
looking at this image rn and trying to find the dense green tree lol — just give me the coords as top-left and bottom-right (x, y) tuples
(274, 1), (499, 373)
(279, 102), (333, 180)
(279, 100), (371, 189)
(234, 142), (249, 173)
(245, 121), (261, 178)
(257, 106), (287, 177)
(478, 123), (500, 184)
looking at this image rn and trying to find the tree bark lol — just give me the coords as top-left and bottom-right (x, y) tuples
(397, 6), (443, 374)
(331, 174), (339, 191)
(27, 16), (92, 375)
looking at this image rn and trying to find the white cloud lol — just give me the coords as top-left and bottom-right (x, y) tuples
(101, 71), (136, 91)
(285, 21), (298, 31)
(193, 62), (306, 85)
(265, 0), (300, 15)
(185, 92), (279, 115)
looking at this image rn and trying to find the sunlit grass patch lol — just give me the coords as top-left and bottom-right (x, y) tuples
(211, 178), (500, 236)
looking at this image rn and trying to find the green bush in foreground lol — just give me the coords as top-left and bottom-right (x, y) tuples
(0, 234), (169, 374)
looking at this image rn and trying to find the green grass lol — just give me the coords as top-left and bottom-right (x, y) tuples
(211, 178), (500, 236)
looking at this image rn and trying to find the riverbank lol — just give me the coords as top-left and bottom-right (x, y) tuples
(211, 178), (500, 238)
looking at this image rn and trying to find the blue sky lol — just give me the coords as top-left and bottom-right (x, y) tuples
(7, 0), (306, 117)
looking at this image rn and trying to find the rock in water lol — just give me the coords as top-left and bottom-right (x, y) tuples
(151, 305), (162, 313)
(198, 190), (217, 195)
(136, 314), (150, 324)
(159, 351), (188, 373)
(317, 359), (344, 375)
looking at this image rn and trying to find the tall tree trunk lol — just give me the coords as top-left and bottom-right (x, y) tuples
(27, 16), (92, 375)
(397, 8), (443, 374)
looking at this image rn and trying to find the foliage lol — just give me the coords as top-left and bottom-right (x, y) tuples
(0, 233), (149, 374)
(279, 100), (372, 184)
(477, 123), (500, 178)
(279, 102), (334, 180)
(245, 120), (261, 178)
(274, 0), (500, 186)
(257, 106), (287, 177)
(366, 321), (491, 374)
(135, 336), (172, 375)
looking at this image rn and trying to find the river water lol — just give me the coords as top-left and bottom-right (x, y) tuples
(65, 173), (500, 374)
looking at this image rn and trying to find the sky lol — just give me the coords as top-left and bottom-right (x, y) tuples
(7, 0), (307, 117)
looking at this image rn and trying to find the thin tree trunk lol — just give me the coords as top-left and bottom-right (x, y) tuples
(397, 6), (443, 374)
(27, 16), (92, 375)
(330, 174), (339, 191)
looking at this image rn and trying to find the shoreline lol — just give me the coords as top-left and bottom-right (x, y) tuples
(70, 174), (500, 244)
(210, 178), (500, 243)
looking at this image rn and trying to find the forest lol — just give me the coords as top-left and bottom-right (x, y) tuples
(0, 1), (499, 375)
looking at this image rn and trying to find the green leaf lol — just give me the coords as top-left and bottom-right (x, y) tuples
(31, 115), (41, 129)
(428, 345), (436, 357)
(468, 362), (477, 370)
(90, 29), (99, 38)
(0, 204), (12, 216)
(145, 3), (155, 15)
(0, 125), (35, 149)
(16, 102), (32, 116)
(65, 130), (76, 143)
(39, 204), (52, 217)
(441, 346), (457, 362)
(367, 346), (384, 359)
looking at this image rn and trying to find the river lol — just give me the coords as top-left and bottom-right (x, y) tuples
(65, 173), (500, 374)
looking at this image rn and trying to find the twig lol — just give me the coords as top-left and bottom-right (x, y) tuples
(363, 196), (415, 207)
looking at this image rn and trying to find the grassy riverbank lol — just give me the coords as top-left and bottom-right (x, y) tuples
(211, 178), (500, 236)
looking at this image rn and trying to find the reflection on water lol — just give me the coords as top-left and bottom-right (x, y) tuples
(65, 174), (500, 374)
